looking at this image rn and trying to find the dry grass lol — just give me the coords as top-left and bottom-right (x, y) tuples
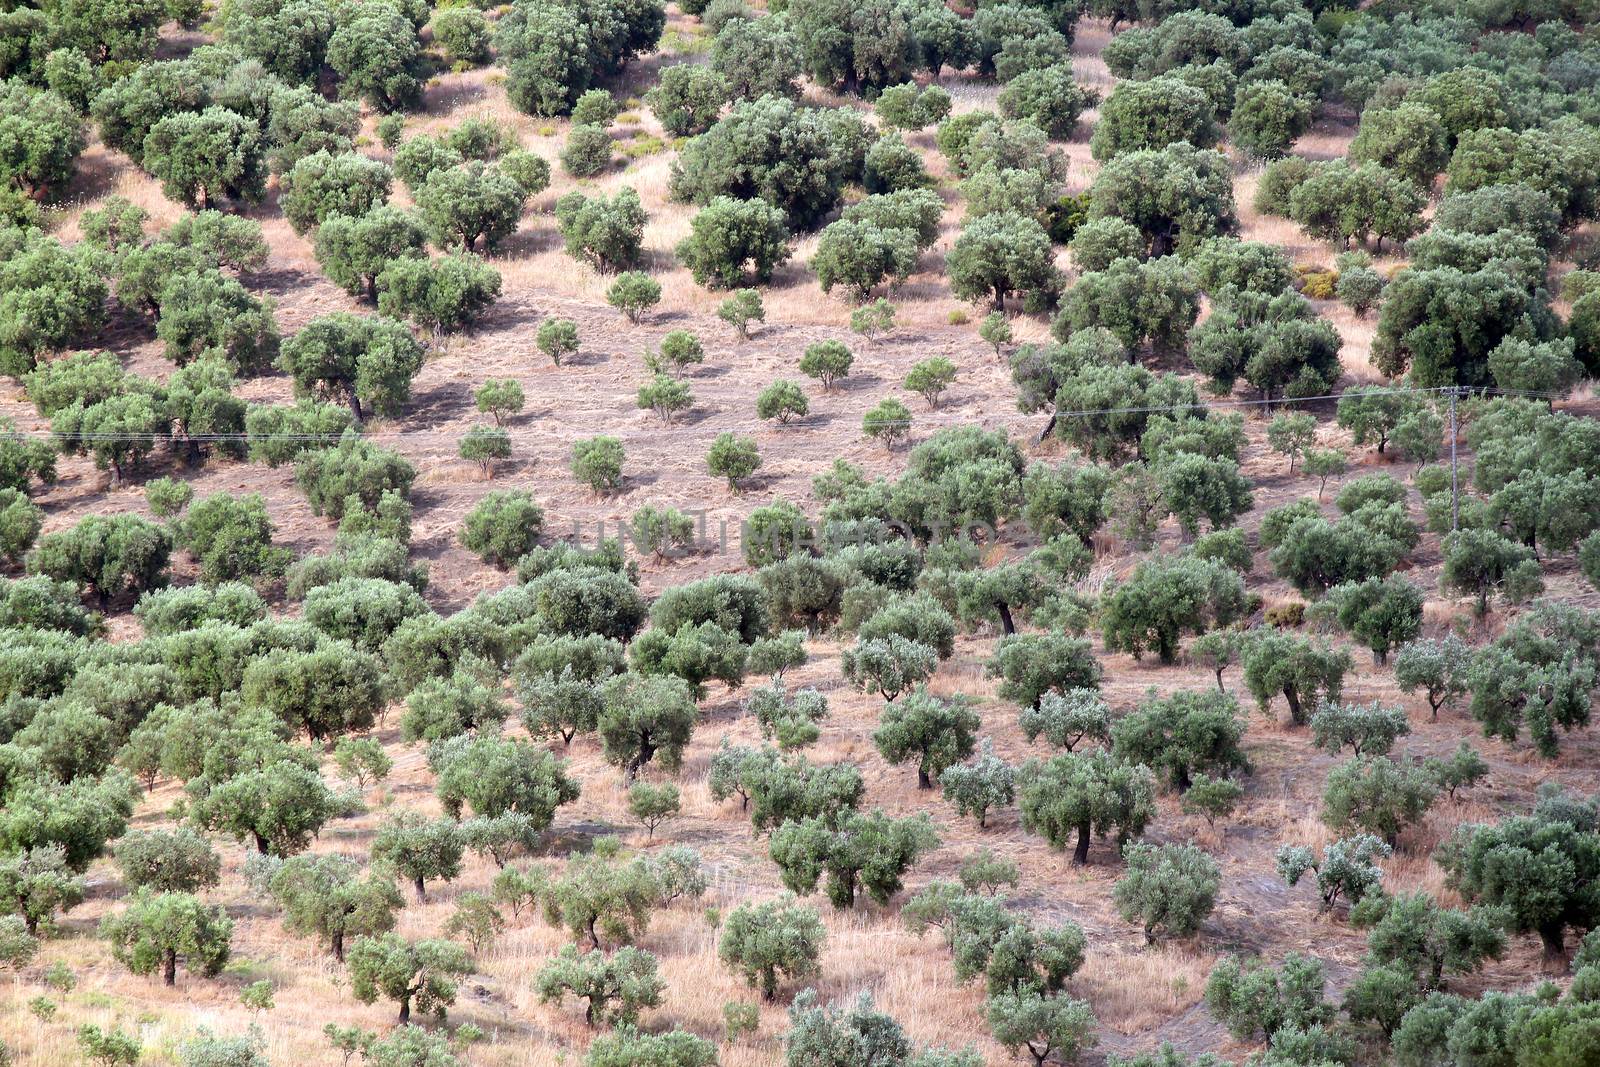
(7, 10), (1600, 1067)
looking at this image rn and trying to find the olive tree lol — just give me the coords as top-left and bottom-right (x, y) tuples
(100, 891), (232, 986)
(278, 313), (424, 421)
(1113, 842), (1221, 943)
(1018, 750), (1156, 865)
(717, 896), (824, 1000)
(348, 933), (473, 1023)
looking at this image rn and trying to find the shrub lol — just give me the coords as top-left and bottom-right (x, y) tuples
(947, 211), (1059, 309)
(669, 95), (844, 230)
(475, 379), (525, 425)
(27, 515), (172, 604)
(637, 373), (692, 423)
(1321, 756), (1438, 845)
(294, 435), (416, 521)
(347, 933), (472, 1022)
(718, 897), (824, 1001)
(769, 809), (938, 908)
(875, 688), (980, 789)
(536, 319), (580, 365)
(799, 341), (853, 390)
(607, 272), (662, 322)
(433, 7), (490, 63)
(998, 67), (1096, 140)
(142, 107), (268, 210)
(461, 490), (545, 567)
(279, 313), (425, 422)
(327, 5), (425, 112)
(178, 493), (291, 583)
(718, 289), (764, 338)
(279, 151), (392, 236)
(572, 436), (625, 494)
(1018, 749), (1156, 865)
(376, 254), (502, 335)
(1114, 843), (1221, 942)
(756, 380), (808, 424)
(812, 219), (918, 302)
(627, 782), (680, 839)
(458, 425), (512, 477)
(904, 357), (956, 410)
(99, 891), (232, 986)
(698, 433), (757, 492)
(555, 188), (647, 272)
(677, 197), (791, 289)
(561, 124), (613, 177)
(862, 398), (912, 449)
(647, 64), (727, 137)
(536, 943), (664, 1026)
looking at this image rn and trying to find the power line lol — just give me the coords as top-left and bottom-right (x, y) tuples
(2, 384), (1559, 444)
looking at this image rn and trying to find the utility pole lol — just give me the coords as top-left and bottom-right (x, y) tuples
(1448, 387), (1459, 532)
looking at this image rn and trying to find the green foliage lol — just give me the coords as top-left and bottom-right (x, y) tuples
(1436, 790), (1600, 962)
(677, 196), (791, 289)
(904, 357), (956, 410)
(100, 890), (232, 986)
(348, 932), (474, 1022)
(1091, 75), (1218, 162)
(862, 397), (912, 450)
(636, 372), (691, 423)
(1114, 842), (1220, 943)
(1018, 749), (1156, 865)
(812, 219), (917, 302)
(327, 5), (425, 112)
(1241, 629), (1351, 726)
(755, 379), (809, 425)
(279, 151), (392, 236)
(376, 253), (502, 335)
(333, 736), (393, 789)
(948, 211), (1058, 309)
(718, 288), (764, 338)
(460, 490), (544, 567)
(597, 672), (698, 780)
(878, 82), (952, 132)
(1393, 635), (1471, 719)
(1322, 755), (1438, 845)
(0, 233), (108, 378)
(295, 434), (416, 522)
(1110, 689), (1246, 794)
(939, 739), (1015, 829)
(627, 781), (680, 838)
(113, 828), (219, 895)
(874, 687), (979, 789)
(670, 95), (849, 230)
(536, 943), (665, 1026)
(371, 812), (465, 902)
(1204, 952), (1334, 1041)
(267, 852), (403, 961)
(141, 106), (267, 210)
(27, 514), (172, 604)
(1087, 141), (1236, 258)
(279, 313), (423, 423)
(0, 846), (85, 935)
(769, 807), (938, 908)
(716, 896), (824, 1003)
(1099, 556), (1247, 665)
(190, 756), (339, 857)
(586, 1026), (716, 1067)
(178, 492), (291, 584)
(561, 124), (613, 177)
(495, 0), (664, 116)
(609, 272), (663, 323)
(706, 432), (760, 490)
(556, 188), (647, 273)
(646, 64), (727, 137)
